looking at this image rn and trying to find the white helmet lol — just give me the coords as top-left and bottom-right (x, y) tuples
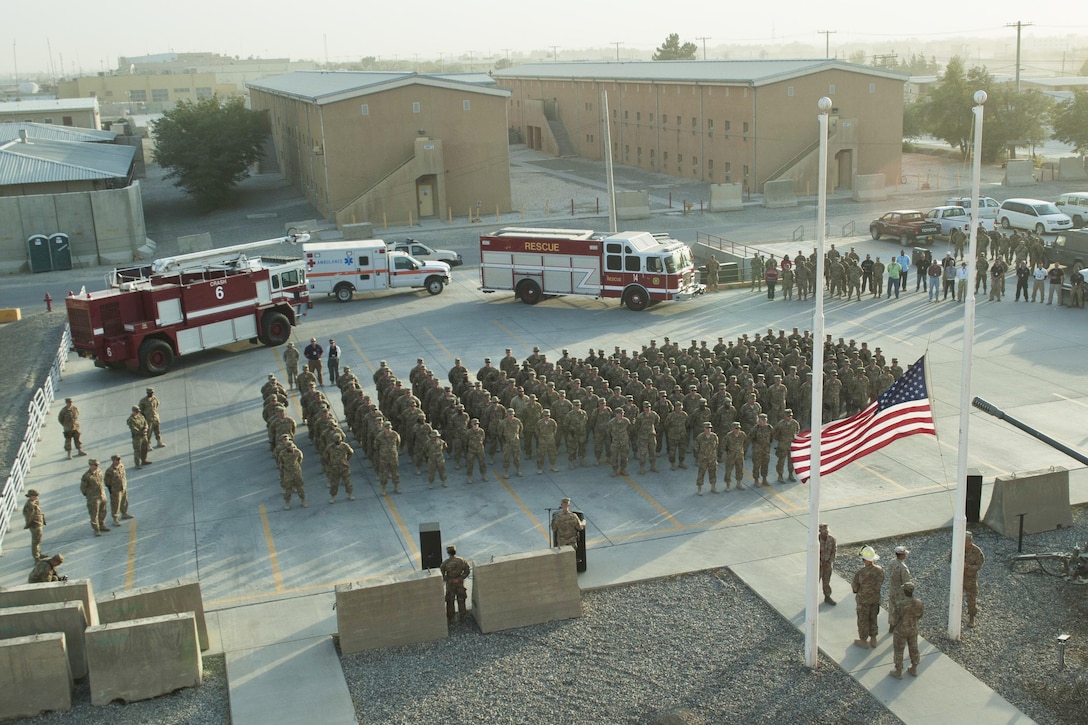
(860, 545), (880, 562)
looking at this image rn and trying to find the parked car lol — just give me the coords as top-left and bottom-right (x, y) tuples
(946, 196), (1001, 220)
(998, 198), (1073, 234)
(924, 205), (972, 238)
(387, 239), (463, 267)
(1055, 192), (1088, 229)
(869, 210), (941, 244)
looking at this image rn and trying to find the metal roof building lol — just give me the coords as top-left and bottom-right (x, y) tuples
(0, 97), (101, 129)
(0, 122), (118, 144)
(0, 134), (135, 191)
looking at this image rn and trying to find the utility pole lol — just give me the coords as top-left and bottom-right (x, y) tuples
(550, 46), (559, 63)
(817, 30), (836, 59)
(696, 37), (710, 60)
(1006, 21), (1033, 92)
(610, 42), (622, 61)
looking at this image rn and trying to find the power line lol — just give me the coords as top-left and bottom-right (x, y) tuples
(695, 37), (711, 61)
(1006, 21), (1034, 92)
(817, 30), (836, 59)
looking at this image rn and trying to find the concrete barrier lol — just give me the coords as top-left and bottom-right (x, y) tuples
(0, 578), (98, 626)
(1003, 160), (1036, 186)
(761, 179), (798, 209)
(335, 569), (446, 654)
(85, 612), (202, 706)
(340, 222), (374, 241)
(0, 633), (72, 719)
(471, 547), (581, 634)
(0, 600), (88, 679)
(984, 467), (1072, 537)
(852, 174), (888, 202)
(0, 308), (22, 323)
(1058, 157), (1088, 182)
(96, 579), (209, 651)
(615, 190), (650, 221)
(709, 183), (743, 212)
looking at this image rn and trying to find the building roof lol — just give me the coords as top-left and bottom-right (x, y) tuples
(0, 135), (135, 185)
(494, 59), (908, 86)
(0, 122), (117, 143)
(0, 97), (100, 114)
(246, 71), (511, 104)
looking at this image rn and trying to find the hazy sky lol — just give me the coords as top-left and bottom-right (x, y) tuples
(3, 0), (1086, 77)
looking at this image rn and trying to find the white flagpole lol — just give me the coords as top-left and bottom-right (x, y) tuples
(949, 90), (987, 640)
(804, 97), (832, 669)
(601, 91), (617, 234)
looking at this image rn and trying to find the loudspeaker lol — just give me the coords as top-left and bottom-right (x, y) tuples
(966, 469), (982, 523)
(419, 521), (442, 570)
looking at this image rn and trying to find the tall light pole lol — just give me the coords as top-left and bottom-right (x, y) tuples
(949, 89), (987, 641)
(1006, 21), (1032, 92)
(817, 30), (836, 59)
(696, 37), (710, 60)
(804, 95), (833, 670)
(610, 42), (622, 61)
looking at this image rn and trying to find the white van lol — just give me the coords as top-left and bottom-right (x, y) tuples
(997, 198), (1073, 234)
(1055, 192), (1088, 229)
(303, 240), (452, 302)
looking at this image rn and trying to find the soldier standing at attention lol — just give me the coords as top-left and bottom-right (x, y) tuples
(23, 489), (46, 561)
(326, 435), (355, 503)
(852, 546), (884, 649)
(959, 531), (985, 627)
(424, 430), (448, 489)
(304, 337), (325, 386)
(891, 582), (924, 679)
(126, 406), (152, 469)
(772, 409), (800, 482)
(440, 545), (471, 623)
(722, 422), (747, 491)
(282, 341), (300, 388)
(276, 439), (306, 509)
(500, 408), (524, 477)
(819, 524), (836, 604)
(139, 387), (165, 448)
(749, 414), (774, 486)
(80, 458), (110, 536)
(105, 454), (134, 527)
(464, 418), (488, 484)
(551, 497), (585, 549)
(58, 397), (86, 459)
(693, 422), (719, 496)
(535, 409), (559, 474)
(326, 338), (342, 386)
(705, 254), (720, 293)
(886, 546), (911, 633)
(376, 421), (402, 494)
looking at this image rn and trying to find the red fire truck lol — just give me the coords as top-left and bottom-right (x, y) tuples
(479, 227), (703, 310)
(66, 233), (311, 376)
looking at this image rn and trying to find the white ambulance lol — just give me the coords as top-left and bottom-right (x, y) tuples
(303, 240), (452, 302)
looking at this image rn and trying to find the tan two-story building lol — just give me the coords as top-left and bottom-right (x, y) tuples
(248, 71), (512, 227)
(495, 60), (908, 194)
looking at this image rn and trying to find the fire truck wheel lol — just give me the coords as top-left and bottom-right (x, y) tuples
(516, 279), (542, 305)
(138, 339), (175, 376)
(334, 284), (355, 303)
(623, 286), (649, 311)
(261, 312), (291, 346)
(425, 277), (445, 296)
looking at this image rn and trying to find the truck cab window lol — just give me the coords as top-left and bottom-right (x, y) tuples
(647, 257), (663, 273)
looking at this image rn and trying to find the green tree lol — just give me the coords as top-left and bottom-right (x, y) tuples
(653, 33), (698, 61)
(493, 57), (512, 70)
(152, 96), (268, 210)
(919, 56), (974, 158)
(847, 50), (867, 65)
(986, 86), (1052, 159)
(1051, 90), (1088, 155)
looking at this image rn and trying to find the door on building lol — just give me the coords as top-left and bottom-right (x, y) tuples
(835, 149), (853, 190)
(417, 177), (436, 217)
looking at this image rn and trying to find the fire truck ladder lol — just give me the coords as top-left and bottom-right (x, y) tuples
(150, 231), (311, 275)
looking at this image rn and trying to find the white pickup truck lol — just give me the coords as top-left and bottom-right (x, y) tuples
(387, 239), (463, 267)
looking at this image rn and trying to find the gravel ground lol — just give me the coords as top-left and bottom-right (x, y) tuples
(15, 654), (228, 724)
(835, 508), (1088, 725)
(342, 570), (903, 725)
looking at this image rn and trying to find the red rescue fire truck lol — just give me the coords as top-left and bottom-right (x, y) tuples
(66, 233), (310, 376)
(479, 227), (703, 310)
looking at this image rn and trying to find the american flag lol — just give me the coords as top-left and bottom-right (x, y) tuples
(791, 355), (936, 482)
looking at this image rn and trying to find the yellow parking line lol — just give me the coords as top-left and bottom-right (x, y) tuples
(496, 472), (550, 542)
(125, 520), (137, 590)
(346, 334), (375, 374)
(422, 327), (455, 364)
(258, 504), (285, 592)
(855, 461), (909, 491)
(206, 570), (411, 608)
(492, 320), (529, 347)
(622, 474), (683, 528)
(382, 493), (421, 561)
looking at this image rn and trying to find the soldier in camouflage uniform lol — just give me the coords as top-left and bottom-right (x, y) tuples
(440, 545), (471, 623)
(325, 436), (355, 503)
(959, 531), (985, 627)
(608, 408), (632, 476)
(376, 421), (402, 494)
(665, 402), (690, 470)
(139, 387), (165, 447)
(499, 409), (524, 477)
(126, 406), (152, 469)
(58, 397), (86, 459)
(276, 439), (306, 509)
(465, 418), (488, 483)
(694, 422), (719, 496)
(886, 545), (912, 633)
(592, 400), (613, 465)
(267, 407), (297, 451)
(891, 582), (924, 679)
(772, 409), (800, 482)
(520, 394), (543, 457)
(551, 497), (585, 549)
(282, 341), (300, 388)
(749, 413), (773, 486)
(424, 430), (448, 488)
(852, 546), (885, 649)
(565, 400), (589, 468)
(105, 454), (133, 526)
(80, 458), (109, 535)
(634, 401), (661, 473)
(535, 409), (559, 474)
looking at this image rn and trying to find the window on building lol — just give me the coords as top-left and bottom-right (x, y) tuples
(173, 87), (190, 94)
(743, 121), (749, 141)
(869, 83), (876, 94)
(624, 110), (629, 119)
(829, 84), (836, 95)
(663, 151), (669, 166)
(649, 113), (654, 124)
(662, 114), (667, 126)
(613, 109), (618, 119)
(637, 147), (642, 165)
(692, 117), (697, 129)
(104, 91), (113, 98)
(743, 165), (749, 180)
(624, 144), (630, 162)
(129, 90), (147, 102)
(195, 87), (213, 99)
(463, 100), (471, 111)
(62, 116), (72, 126)
(707, 119), (714, 132)
(676, 115), (681, 126)
(151, 89), (169, 102)
(677, 154), (683, 173)
(787, 86), (794, 97)
(708, 159), (714, 178)
(43, 117), (52, 124)
(361, 104), (369, 116)
(636, 111), (641, 121)
(650, 148), (655, 168)
(412, 101), (421, 113)
(692, 156), (698, 174)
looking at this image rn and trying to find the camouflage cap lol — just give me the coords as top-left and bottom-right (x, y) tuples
(26, 489), (39, 497)
(88, 458), (99, 466)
